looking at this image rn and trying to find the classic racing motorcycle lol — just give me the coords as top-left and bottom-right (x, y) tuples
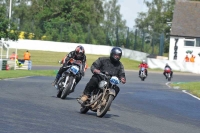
(55, 58), (83, 99)
(164, 67), (171, 81)
(77, 72), (120, 118)
(139, 67), (146, 81)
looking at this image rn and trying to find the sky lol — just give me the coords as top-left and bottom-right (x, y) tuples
(117, 0), (151, 28)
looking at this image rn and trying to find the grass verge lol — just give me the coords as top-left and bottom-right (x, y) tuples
(0, 70), (55, 79)
(11, 49), (142, 70)
(170, 82), (200, 98)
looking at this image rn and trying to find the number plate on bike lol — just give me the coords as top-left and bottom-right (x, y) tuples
(110, 76), (120, 85)
(70, 65), (79, 74)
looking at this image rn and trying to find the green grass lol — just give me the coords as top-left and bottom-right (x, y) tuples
(14, 49), (141, 70)
(0, 70), (55, 79)
(171, 82), (200, 98)
(0, 49), (141, 79)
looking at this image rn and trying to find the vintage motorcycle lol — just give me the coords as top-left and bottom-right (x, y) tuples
(77, 72), (120, 118)
(55, 58), (83, 99)
(164, 67), (171, 81)
(139, 67), (146, 81)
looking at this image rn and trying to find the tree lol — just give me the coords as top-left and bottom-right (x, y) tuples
(135, 0), (175, 53)
(0, 5), (18, 41)
(103, 0), (127, 46)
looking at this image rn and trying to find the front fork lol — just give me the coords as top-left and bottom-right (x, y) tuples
(63, 76), (69, 88)
(100, 87), (116, 106)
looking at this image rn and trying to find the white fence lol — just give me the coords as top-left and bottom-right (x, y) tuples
(147, 58), (200, 74)
(6, 39), (200, 74)
(7, 39), (148, 62)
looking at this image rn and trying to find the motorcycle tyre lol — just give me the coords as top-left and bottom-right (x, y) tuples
(57, 90), (62, 98)
(141, 77), (145, 81)
(56, 78), (65, 98)
(61, 76), (74, 99)
(97, 95), (114, 118)
(80, 106), (89, 114)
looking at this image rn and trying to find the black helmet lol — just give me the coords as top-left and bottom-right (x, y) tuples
(75, 45), (85, 59)
(110, 47), (122, 62)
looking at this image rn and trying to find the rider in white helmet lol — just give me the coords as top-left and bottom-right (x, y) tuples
(138, 60), (148, 76)
(163, 63), (173, 79)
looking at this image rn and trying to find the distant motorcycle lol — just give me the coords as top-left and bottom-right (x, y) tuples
(55, 58), (83, 99)
(139, 67), (146, 81)
(164, 67), (171, 81)
(77, 72), (120, 118)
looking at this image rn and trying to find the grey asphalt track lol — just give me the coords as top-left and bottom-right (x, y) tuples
(0, 66), (200, 133)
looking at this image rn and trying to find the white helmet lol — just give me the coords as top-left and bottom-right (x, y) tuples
(142, 60), (146, 63)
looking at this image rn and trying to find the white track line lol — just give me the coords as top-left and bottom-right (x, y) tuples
(166, 82), (171, 88)
(166, 82), (200, 101)
(3, 76), (32, 80)
(182, 90), (200, 101)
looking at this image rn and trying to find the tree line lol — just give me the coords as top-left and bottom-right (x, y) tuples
(0, 0), (199, 54)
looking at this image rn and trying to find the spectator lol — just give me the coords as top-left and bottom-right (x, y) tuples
(24, 50), (31, 60)
(10, 52), (18, 60)
(184, 55), (189, 62)
(190, 55), (195, 63)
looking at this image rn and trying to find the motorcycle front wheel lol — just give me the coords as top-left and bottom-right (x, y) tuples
(61, 76), (74, 99)
(96, 95), (114, 118)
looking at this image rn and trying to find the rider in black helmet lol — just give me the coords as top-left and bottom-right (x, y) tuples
(80, 47), (126, 102)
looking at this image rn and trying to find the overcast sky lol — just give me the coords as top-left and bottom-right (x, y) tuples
(117, 0), (151, 28)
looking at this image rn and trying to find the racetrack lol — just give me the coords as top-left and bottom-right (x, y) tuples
(0, 67), (200, 133)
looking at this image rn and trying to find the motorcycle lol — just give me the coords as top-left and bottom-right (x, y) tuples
(55, 58), (83, 99)
(164, 67), (171, 81)
(77, 72), (120, 118)
(139, 67), (146, 81)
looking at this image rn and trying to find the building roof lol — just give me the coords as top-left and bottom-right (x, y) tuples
(170, 1), (200, 38)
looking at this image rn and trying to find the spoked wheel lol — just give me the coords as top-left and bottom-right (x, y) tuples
(97, 95), (114, 118)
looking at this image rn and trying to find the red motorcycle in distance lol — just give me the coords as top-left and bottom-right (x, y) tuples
(164, 67), (172, 81)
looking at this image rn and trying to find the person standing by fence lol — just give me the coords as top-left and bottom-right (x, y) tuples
(24, 50), (31, 60)
(190, 55), (195, 63)
(184, 55), (189, 62)
(24, 50), (32, 70)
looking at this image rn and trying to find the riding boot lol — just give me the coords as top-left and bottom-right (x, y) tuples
(80, 95), (88, 102)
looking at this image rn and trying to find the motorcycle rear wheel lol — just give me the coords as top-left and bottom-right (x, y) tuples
(56, 78), (65, 98)
(80, 106), (89, 114)
(97, 95), (114, 118)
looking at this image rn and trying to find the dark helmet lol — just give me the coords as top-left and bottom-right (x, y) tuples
(75, 45), (85, 59)
(110, 47), (122, 62)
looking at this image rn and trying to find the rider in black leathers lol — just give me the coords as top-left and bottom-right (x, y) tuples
(80, 47), (126, 102)
(52, 45), (86, 91)
(163, 63), (173, 79)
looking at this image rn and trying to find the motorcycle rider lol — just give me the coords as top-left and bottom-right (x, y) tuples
(163, 63), (173, 79)
(80, 47), (126, 102)
(138, 60), (148, 76)
(52, 45), (86, 92)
